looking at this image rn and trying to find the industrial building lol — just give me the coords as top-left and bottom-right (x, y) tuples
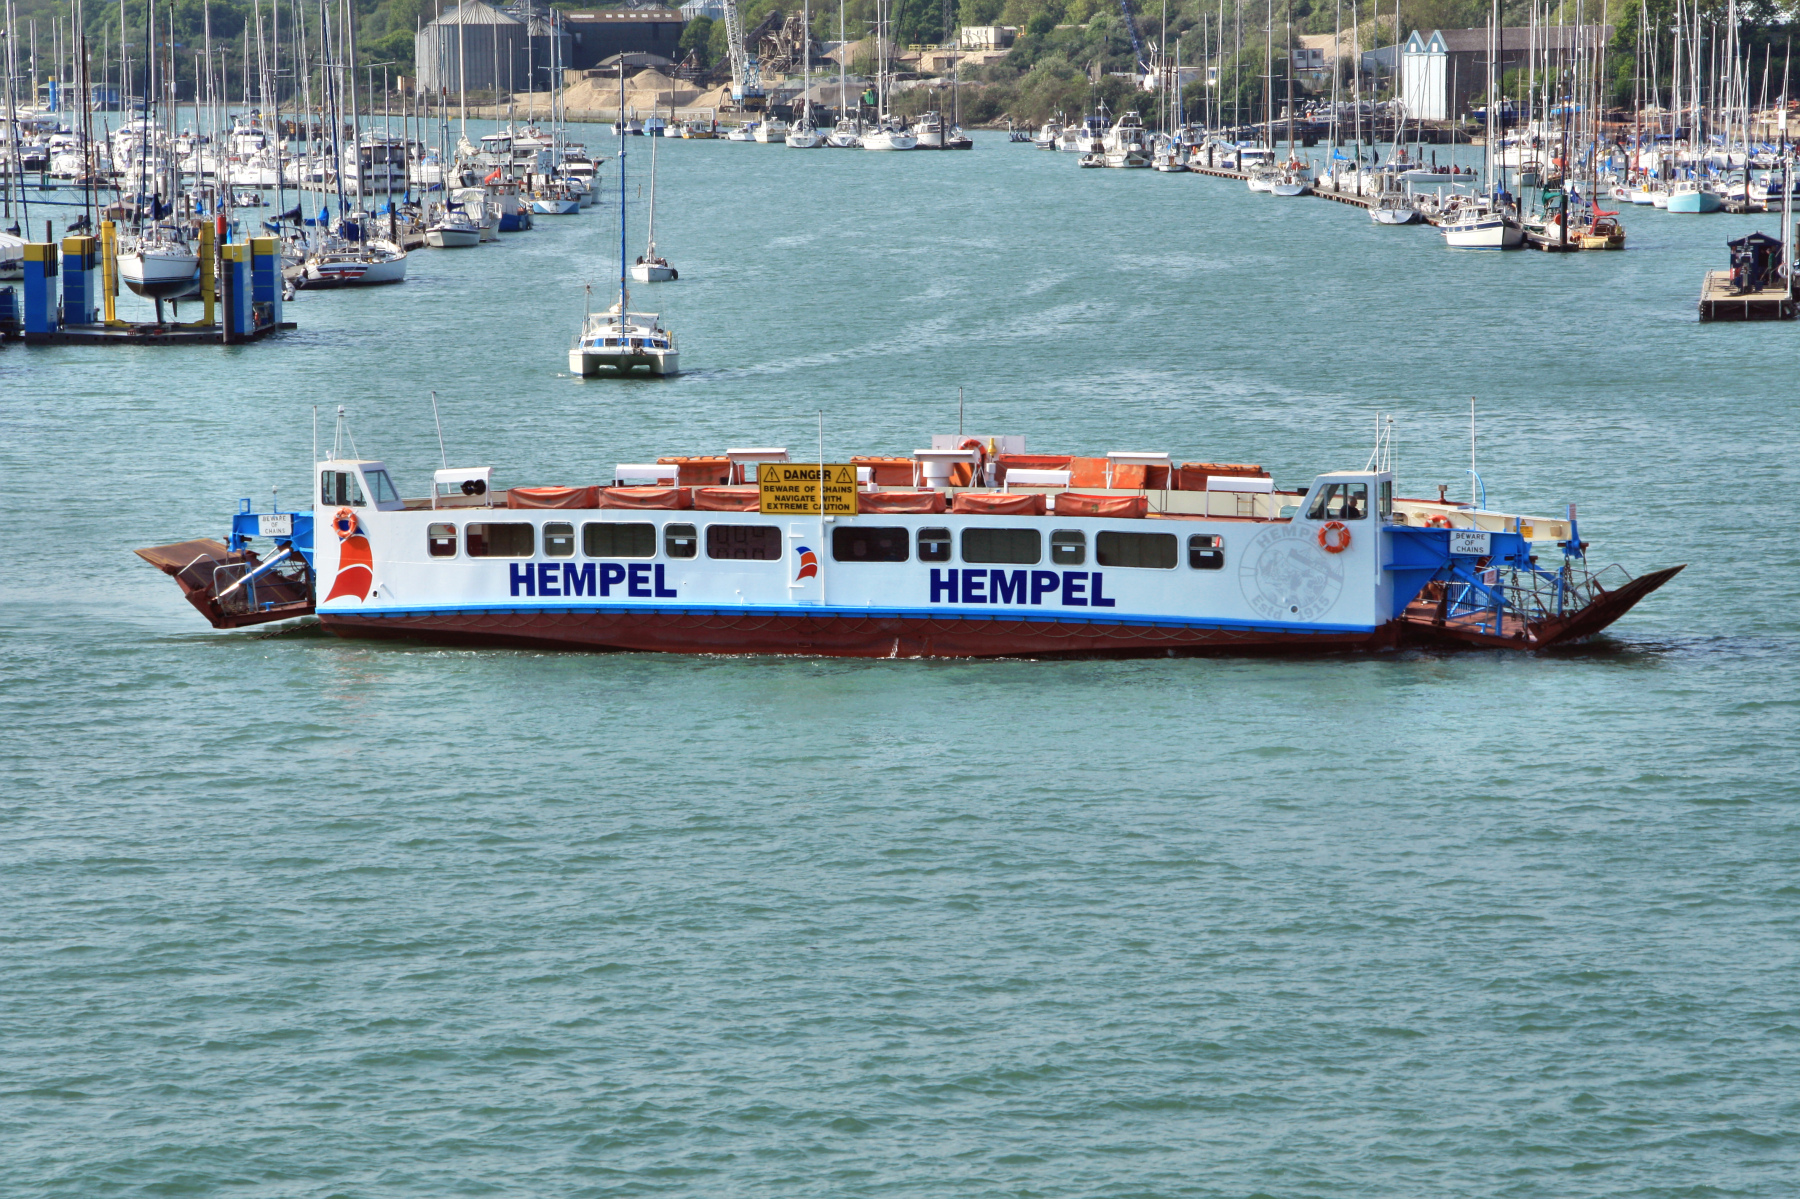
(415, 1), (575, 96)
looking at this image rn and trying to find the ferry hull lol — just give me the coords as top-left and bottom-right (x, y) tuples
(320, 607), (1400, 657)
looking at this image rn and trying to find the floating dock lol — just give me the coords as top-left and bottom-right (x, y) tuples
(14, 221), (291, 346)
(1698, 269), (1795, 321)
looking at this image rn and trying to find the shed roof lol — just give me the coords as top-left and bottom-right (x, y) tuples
(431, 1), (523, 26)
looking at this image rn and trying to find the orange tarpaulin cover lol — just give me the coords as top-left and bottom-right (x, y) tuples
(952, 492), (1046, 515)
(1054, 492), (1149, 518)
(851, 456), (916, 486)
(1177, 462), (1266, 491)
(596, 486), (693, 509)
(691, 486), (763, 512)
(508, 486), (600, 510)
(657, 456), (732, 486)
(857, 490), (948, 514)
(1068, 457), (1108, 488)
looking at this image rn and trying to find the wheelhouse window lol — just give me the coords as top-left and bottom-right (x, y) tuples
(1306, 481), (1370, 521)
(585, 522), (656, 558)
(427, 522), (457, 557)
(706, 524), (781, 561)
(1188, 533), (1224, 570)
(918, 527), (952, 562)
(1050, 530), (1086, 565)
(543, 522), (576, 558)
(1378, 480), (1394, 522)
(1096, 531), (1177, 569)
(665, 523), (698, 559)
(961, 527), (1040, 565)
(832, 526), (909, 562)
(465, 522), (534, 557)
(364, 469), (401, 505)
(320, 470), (365, 506)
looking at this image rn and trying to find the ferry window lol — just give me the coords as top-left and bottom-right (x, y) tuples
(1050, 530), (1086, 565)
(833, 526), (909, 562)
(364, 469), (401, 505)
(465, 522), (534, 558)
(961, 527), (1040, 565)
(1189, 533), (1224, 570)
(320, 470), (364, 506)
(1097, 531), (1177, 569)
(543, 522), (575, 557)
(1379, 480), (1394, 522)
(585, 522), (656, 558)
(1305, 482), (1370, 521)
(918, 527), (952, 562)
(706, 524), (782, 561)
(427, 522), (457, 557)
(664, 523), (698, 559)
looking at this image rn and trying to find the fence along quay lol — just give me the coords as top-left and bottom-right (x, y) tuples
(136, 418), (1683, 657)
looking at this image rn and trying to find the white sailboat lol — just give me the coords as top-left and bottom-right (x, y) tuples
(629, 129), (677, 282)
(570, 70), (680, 377)
(786, 0), (824, 148)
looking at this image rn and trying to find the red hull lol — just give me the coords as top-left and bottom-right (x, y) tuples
(321, 609), (1399, 658)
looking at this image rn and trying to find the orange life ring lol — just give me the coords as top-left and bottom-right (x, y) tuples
(1317, 521), (1352, 553)
(333, 507), (359, 539)
(1424, 514), (1454, 529)
(957, 436), (989, 484)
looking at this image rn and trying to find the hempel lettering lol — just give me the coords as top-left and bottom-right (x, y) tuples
(511, 562), (678, 598)
(929, 569), (1115, 608)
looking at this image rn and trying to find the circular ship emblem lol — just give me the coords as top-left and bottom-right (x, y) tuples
(1238, 523), (1345, 622)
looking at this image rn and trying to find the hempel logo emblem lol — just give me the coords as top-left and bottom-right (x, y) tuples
(794, 546), (819, 582)
(1238, 523), (1345, 622)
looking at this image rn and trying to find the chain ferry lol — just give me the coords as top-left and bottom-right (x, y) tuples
(137, 422), (1682, 656)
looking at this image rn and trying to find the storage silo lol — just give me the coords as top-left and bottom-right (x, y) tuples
(415, 3), (526, 98)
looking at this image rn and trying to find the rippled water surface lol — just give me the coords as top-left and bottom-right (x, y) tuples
(4, 130), (1798, 1198)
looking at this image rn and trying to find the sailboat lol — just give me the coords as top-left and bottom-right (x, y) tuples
(786, 0), (824, 148)
(859, 0), (917, 149)
(569, 68), (680, 377)
(117, 0), (199, 319)
(825, 0), (861, 147)
(629, 129), (677, 281)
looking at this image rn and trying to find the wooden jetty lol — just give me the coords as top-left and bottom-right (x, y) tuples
(1698, 270), (1795, 321)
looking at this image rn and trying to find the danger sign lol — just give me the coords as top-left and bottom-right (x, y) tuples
(758, 463), (859, 515)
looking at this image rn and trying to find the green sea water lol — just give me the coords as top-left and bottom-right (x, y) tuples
(3, 130), (1798, 1197)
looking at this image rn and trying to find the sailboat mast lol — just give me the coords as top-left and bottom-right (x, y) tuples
(644, 117), (656, 258)
(618, 62), (627, 316)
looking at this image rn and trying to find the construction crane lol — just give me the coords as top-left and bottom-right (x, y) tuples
(720, 0), (767, 110)
(1116, 0), (1148, 73)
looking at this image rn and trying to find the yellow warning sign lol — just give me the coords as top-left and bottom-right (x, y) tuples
(758, 463), (859, 515)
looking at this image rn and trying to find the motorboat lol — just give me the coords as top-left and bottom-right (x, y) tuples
(1440, 201), (1525, 248)
(1033, 119), (1063, 149)
(752, 117), (790, 143)
(861, 123), (918, 151)
(425, 205), (482, 248)
(1666, 180), (1723, 213)
(725, 125), (755, 142)
(1102, 111), (1150, 168)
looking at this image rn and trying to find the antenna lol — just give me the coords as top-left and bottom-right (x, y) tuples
(1469, 396), (1477, 508)
(958, 386), (964, 436)
(313, 404), (319, 466)
(430, 390), (448, 469)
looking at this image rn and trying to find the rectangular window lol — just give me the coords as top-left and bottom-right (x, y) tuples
(427, 522), (457, 558)
(664, 523), (698, 559)
(1188, 533), (1225, 570)
(1379, 479), (1394, 522)
(1050, 530), (1086, 565)
(961, 527), (1040, 565)
(584, 522), (656, 558)
(706, 524), (781, 561)
(832, 526), (909, 562)
(1305, 482), (1370, 521)
(320, 470), (365, 506)
(465, 522), (534, 558)
(364, 469), (401, 505)
(918, 527), (952, 562)
(1096, 531), (1177, 569)
(544, 522), (576, 558)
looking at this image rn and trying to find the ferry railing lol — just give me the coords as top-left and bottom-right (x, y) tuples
(1441, 559), (1640, 636)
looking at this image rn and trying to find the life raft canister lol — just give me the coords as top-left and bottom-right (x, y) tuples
(1317, 521), (1352, 554)
(333, 507), (359, 539)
